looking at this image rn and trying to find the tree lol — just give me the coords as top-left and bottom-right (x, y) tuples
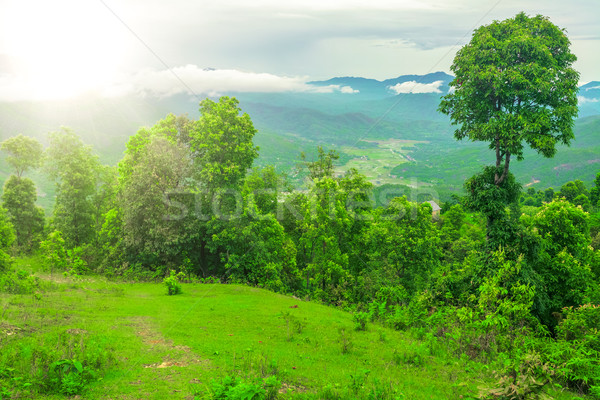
(300, 146), (339, 181)
(1, 176), (45, 252)
(1, 135), (43, 177)
(590, 172), (600, 207)
(439, 12), (579, 187)
(558, 180), (589, 203)
(45, 129), (100, 248)
(120, 135), (194, 271)
(190, 97), (259, 191)
(532, 199), (594, 327)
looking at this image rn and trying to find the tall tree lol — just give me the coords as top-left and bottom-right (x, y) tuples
(120, 135), (194, 270)
(45, 129), (100, 248)
(439, 12), (579, 186)
(1, 135), (45, 252)
(1, 176), (44, 252)
(1, 135), (43, 177)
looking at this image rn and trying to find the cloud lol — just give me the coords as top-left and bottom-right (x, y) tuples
(120, 66), (360, 97)
(578, 96), (599, 104)
(340, 86), (359, 94)
(585, 86), (600, 91)
(388, 80), (443, 94)
(0, 66), (360, 101)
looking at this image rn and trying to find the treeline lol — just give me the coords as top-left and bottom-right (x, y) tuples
(1, 96), (600, 397)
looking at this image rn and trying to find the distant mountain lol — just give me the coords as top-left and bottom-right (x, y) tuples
(307, 71), (453, 98)
(578, 81), (600, 118)
(0, 72), (598, 210)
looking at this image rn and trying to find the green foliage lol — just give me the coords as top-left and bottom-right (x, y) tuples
(0, 207), (15, 272)
(120, 135), (195, 270)
(439, 12), (579, 186)
(300, 146), (340, 180)
(393, 346), (426, 367)
(0, 134), (43, 177)
(191, 96), (259, 190)
(1, 176), (45, 253)
(558, 179), (589, 203)
(353, 312), (369, 331)
(44, 129), (101, 248)
(479, 352), (555, 400)
(209, 213), (300, 293)
(0, 330), (115, 397)
(163, 270), (182, 295)
(0, 268), (41, 294)
(39, 230), (68, 272)
(208, 375), (280, 400)
(358, 196), (442, 299)
(338, 327), (353, 354)
(591, 172), (600, 207)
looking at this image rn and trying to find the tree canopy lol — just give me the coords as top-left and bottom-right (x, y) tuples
(0, 134), (43, 177)
(439, 12), (579, 186)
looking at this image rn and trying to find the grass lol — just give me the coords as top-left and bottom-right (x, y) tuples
(0, 257), (589, 399)
(336, 139), (429, 186)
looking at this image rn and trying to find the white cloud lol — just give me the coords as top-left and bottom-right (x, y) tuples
(340, 86), (359, 94)
(585, 85), (600, 91)
(122, 66), (360, 97)
(578, 96), (599, 104)
(0, 65), (360, 101)
(388, 80), (443, 94)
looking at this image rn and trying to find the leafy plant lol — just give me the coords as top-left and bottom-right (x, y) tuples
(338, 327), (353, 354)
(353, 312), (368, 331)
(163, 269), (182, 295)
(209, 375), (280, 400)
(478, 352), (555, 400)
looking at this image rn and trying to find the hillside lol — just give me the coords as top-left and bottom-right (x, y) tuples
(0, 257), (585, 399)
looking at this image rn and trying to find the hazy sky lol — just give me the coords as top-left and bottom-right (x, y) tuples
(0, 0), (598, 100)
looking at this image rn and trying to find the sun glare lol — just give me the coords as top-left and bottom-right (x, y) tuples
(1, 0), (126, 100)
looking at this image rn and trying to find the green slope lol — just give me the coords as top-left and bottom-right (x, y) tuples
(0, 258), (492, 399)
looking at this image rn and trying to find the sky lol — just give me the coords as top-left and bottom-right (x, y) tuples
(0, 0), (598, 101)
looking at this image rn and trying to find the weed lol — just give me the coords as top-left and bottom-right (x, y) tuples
(279, 310), (303, 341)
(350, 369), (371, 393)
(338, 327), (353, 354)
(393, 346), (426, 367)
(378, 331), (387, 342)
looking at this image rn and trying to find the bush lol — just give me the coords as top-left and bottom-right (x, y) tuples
(0, 268), (41, 294)
(0, 331), (115, 397)
(353, 312), (368, 331)
(163, 270), (182, 295)
(208, 375), (280, 400)
(543, 304), (600, 394)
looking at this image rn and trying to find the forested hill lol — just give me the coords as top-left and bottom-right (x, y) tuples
(0, 72), (599, 208)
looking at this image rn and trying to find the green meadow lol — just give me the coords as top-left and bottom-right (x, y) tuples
(1, 257), (586, 399)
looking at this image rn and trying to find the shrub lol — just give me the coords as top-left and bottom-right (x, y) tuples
(0, 331), (115, 397)
(163, 270), (182, 295)
(478, 352), (554, 400)
(208, 375), (280, 400)
(0, 268), (40, 294)
(353, 312), (368, 331)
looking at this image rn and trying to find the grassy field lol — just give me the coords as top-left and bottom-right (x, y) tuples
(336, 139), (428, 186)
(0, 258), (588, 399)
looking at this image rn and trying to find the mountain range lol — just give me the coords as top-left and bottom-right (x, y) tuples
(0, 71), (599, 209)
